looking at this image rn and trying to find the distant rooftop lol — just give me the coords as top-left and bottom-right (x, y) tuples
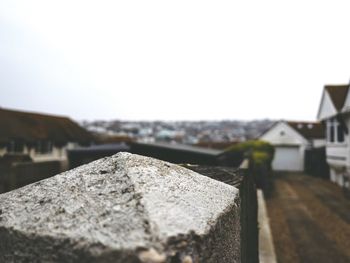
(287, 121), (325, 140)
(259, 120), (325, 141)
(0, 107), (93, 145)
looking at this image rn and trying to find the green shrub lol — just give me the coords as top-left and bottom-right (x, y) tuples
(224, 140), (275, 195)
(225, 140), (274, 166)
(252, 151), (271, 166)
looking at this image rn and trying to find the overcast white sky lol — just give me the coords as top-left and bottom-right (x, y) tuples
(0, 1), (349, 121)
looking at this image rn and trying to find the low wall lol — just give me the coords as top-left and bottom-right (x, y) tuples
(0, 153), (248, 262)
(129, 143), (220, 166)
(0, 160), (64, 193)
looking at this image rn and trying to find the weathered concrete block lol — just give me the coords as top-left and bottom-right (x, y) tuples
(0, 153), (240, 263)
(183, 164), (259, 263)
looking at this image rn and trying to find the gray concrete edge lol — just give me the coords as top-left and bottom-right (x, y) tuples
(257, 189), (277, 263)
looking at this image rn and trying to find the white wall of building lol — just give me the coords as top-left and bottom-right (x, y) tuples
(261, 122), (309, 172)
(29, 146), (67, 162)
(325, 115), (350, 187)
(318, 87), (350, 188)
(0, 144), (70, 163)
(272, 146), (304, 171)
(317, 90), (338, 120)
(261, 122), (308, 146)
(0, 147), (6, 157)
(312, 139), (326, 148)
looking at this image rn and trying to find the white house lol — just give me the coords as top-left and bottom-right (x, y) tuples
(260, 121), (325, 172)
(317, 84), (350, 189)
(0, 107), (93, 165)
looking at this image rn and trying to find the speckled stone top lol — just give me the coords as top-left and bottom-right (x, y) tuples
(0, 152), (240, 263)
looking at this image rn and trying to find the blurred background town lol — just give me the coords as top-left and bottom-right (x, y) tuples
(81, 119), (273, 146)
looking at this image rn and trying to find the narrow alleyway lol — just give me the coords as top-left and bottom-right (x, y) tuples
(266, 173), (350, 263)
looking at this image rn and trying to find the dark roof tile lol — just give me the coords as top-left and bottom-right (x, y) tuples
(0, 108), (94, 145)
(287, 121), (325, 139)
(325, 85), (349, 111)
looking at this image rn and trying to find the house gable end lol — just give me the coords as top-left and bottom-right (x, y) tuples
(317, 89), (338, 120)
(342, 87), (350, 113)
(260, 122), (309, 146)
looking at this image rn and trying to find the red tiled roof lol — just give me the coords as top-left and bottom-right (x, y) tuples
(0, 108), (94, 145)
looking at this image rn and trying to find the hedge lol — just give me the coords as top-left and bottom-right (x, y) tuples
(224, 140), (275, 196)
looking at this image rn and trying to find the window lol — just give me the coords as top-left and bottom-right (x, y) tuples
(35, 141), (53, 154)
(327, 118), (345, 143)
(6, 141), (24, 153)
(337, 125), (344, 142)
(329, 124), (335, 142)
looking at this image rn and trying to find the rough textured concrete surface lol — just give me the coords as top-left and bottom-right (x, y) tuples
(0, 152), (240, 263)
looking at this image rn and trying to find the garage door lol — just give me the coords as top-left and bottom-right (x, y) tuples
(272, 146), (303, 171)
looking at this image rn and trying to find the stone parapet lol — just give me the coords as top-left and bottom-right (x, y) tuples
(0, 153), (241, 263)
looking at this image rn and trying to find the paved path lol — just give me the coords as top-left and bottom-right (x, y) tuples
(266, 173), (350, 263)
